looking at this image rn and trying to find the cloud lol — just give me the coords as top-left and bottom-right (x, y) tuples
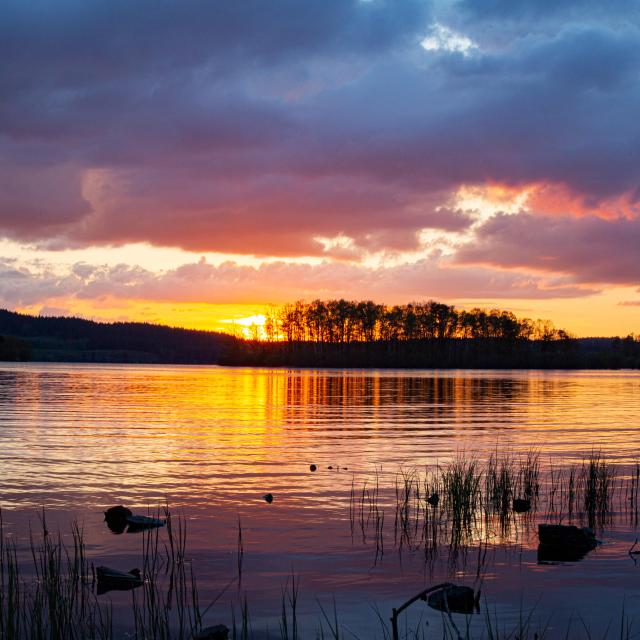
(456, 213), (640, 285)
(0, 255), (596, 312)
(0, 0), (638, 297)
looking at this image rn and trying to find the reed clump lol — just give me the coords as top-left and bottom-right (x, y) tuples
(349, 449), (639, 561)
(0, 509), (112, 640)
(580, 452), (616, 524)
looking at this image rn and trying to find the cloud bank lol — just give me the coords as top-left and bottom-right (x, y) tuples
(1, 0), (639, 317)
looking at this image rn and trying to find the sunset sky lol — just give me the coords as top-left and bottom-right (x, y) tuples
(1, 0), (640, 336)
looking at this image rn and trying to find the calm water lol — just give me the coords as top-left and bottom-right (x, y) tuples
(1, 363), (639, 638)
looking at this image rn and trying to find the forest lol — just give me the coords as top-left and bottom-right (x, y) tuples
(0, 303), (638, 368)
(222, 299), (640, 369)
(260, 299), (571, 343)
(0, 309), (235, 363)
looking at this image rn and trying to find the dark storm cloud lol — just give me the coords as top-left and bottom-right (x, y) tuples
(456, 0), (639, 22)
(456, 213), (640, 285)
(0, 0), (639, 283)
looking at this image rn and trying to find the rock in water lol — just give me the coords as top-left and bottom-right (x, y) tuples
(513, 498), (531, 513)
(538, 524), (597, 562)
(310, 464), (317, 472)
(126, 514), (166, 533)
(96, 566), (143, 595)
(427, 585), (478, 614)
(427, 493), (439, 507)
(104, 505), (132, 520)
(193, 624), (229, 639)
(263, 493), (274, 503)
(104, 505), (133, 534)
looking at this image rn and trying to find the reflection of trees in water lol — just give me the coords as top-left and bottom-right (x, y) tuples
(282, 373), (546, 431)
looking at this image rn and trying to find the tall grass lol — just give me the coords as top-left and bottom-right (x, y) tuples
(2, 450), (639, 639)
(1, 508), (112, 640)
(348, 450), (636, 562)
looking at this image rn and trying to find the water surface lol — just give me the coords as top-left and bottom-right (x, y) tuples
(1, 364), (639, 637)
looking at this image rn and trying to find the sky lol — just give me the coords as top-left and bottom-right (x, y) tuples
(1, 0), (640, 336)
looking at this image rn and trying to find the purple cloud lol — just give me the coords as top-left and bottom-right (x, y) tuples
(0, 256), (596, 311)
(0, 0), (638, 290)
(456, 213), (640, 285)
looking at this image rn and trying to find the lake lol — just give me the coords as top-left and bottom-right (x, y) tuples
(1, 363), (639, 638)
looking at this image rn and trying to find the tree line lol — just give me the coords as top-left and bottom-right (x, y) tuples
(260, 299), (571, 343)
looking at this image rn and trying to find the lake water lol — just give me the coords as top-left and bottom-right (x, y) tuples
(1, 363), (639, 638)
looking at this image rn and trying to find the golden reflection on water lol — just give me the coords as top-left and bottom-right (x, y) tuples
(1, 364), (640, 637)
(1, 365), (640, 511)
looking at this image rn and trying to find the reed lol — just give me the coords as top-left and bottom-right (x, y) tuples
(349, 450), (640, 563)
(0, 508), (113, 640)
(237, 516), (244, 586)
(3, 450), (640, 639)
(579, 451), (616, 525)
(279, 572), (300, 640)
(442, 457), (482, 531)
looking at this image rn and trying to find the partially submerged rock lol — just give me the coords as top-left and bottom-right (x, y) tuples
(537, 524), (597, 562)
(193, 624), (229, 639)
(263, 493), (274, 503)
(427, 584), (479, 614)
(104, 505), (132, 534)
(104, 506), (166, 534)
(513, 498), (531, 513)
(310, 464), (317, 472)
(96, 566), (143, 595)
(126, 514), (166, 533)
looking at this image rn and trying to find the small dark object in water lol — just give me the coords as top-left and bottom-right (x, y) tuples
(310, 464), (317, 472)
(104, 505), (132, 534)
(126, 514), (166, 533)
(537, 524), (597, 563)
(105, 505), (132, 520)
(342, 467), (348, 470)
(427, 493), (439, 507)
(328, 466), (333, 470)
(96, 566), (142, 595)
(263, 493), (273, 503)
(193, 624), (229, 639)
(513, 498), (531, 513)
(427, 584), (479, 614)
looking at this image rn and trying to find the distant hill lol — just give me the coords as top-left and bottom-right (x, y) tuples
(0, 308), (638, 368)
(0, 309), (238, 363)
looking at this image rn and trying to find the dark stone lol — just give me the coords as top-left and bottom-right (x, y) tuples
(126, 515), (166, 533)
(427, 493), (439, 507)
(513, 498), (531, 513)
(328, 466), (333, 469)
(310, 464), (317, 472)
(104, 505), (133, 534)
(537, 524), (597, 563)
(105, 505), (132, 520)
(193, 624), (229, 639)
(427, 585), (478, 614)
(96, 566), (142, 595)
(263, 493), (273, 504)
